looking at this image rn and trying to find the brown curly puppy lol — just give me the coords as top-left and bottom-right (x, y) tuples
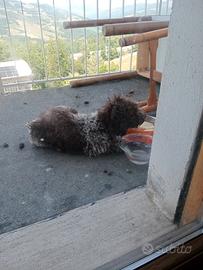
(27, 96), (145, 157)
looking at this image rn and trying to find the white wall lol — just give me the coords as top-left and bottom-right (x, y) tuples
(147, 0), (203, 220)
(157, 37), (168, 72)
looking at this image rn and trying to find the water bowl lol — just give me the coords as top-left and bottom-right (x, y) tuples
(120, 134), (152, 165)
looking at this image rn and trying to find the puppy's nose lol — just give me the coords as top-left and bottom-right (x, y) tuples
(138, 110), (146, 125)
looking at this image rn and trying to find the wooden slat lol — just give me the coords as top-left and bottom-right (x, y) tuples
(181, 141), (203, 225)
(147, 39), (158, 109)
(103, 21), (169, 36)
(153, 70), (162, 82)
(63, 16), (152, 29)
(119, 28), (168, 47)
(136, 42), (149, 72)
(138, 70), (162, 83)
(69, 71), (137, 87)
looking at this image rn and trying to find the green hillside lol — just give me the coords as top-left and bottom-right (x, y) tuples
(0, 0), (95, 40)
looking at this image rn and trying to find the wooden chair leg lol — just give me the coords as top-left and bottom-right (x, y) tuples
(139, 39), (158, 112)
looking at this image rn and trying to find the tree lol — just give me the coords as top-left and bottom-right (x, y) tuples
(0, 39), (10, 61)
(46, 40), (72, 87)
(14, 40), (46, 89)
(0, 35), (122, 89)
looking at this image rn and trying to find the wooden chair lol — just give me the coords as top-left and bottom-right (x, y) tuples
(63, 17), (168, 112)
(118, 28), (168, 112)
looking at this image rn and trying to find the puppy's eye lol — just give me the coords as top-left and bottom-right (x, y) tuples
(40, 138), (45, 142)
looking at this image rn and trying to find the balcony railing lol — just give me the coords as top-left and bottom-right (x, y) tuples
(0, 0), (172, 92)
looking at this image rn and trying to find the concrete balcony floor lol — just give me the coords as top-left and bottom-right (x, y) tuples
(0, 77), (155, 234)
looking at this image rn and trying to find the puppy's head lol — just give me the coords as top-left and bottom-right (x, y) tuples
(98, 95), (146, 136)
(27, 106), (74, 149)
(26, 118), (51, 148)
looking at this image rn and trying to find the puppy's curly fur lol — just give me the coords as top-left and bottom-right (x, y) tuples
(28, 96), (145, 157)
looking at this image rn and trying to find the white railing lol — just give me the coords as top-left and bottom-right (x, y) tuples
(0, 0), (172, 92)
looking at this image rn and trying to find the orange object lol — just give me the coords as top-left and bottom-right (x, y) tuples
(127, 128), (154, 136)
(122, 134), (153, 145)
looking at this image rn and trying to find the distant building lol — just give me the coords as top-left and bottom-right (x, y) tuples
(73, 52), (83, 60)
(0, 60), (33, 93)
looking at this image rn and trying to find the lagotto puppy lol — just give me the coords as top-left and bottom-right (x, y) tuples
(27, 96), (145, 157)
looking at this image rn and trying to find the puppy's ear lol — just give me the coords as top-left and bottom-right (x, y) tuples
(26, 118), (41, 129)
